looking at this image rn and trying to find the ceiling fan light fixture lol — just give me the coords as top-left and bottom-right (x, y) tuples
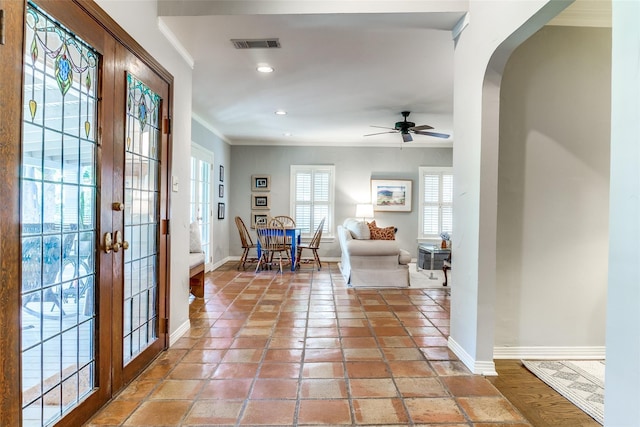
(364, 111), (450, 142)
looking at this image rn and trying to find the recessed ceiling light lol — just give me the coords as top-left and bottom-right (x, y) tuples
(283, 132), (292, 136)
(275, 110), (287, 115)
(256, 65), (274, 73)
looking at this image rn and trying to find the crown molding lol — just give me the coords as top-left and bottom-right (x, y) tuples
(157, 18), (195, 69)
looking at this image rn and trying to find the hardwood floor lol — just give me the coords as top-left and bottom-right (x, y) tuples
(489, 359), (601, 427)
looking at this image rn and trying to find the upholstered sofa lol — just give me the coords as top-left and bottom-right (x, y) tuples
(337, 218), (411, 287)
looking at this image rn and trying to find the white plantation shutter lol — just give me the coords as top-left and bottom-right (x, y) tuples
(441, 173), (453, 234)
(419, 167), (453, 238)
(291, 165), (334, 237)
(295, 171), (312, 233)
(423, 206), (439, 236)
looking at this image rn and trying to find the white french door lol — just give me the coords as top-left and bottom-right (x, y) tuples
(190, 144), (214, 271)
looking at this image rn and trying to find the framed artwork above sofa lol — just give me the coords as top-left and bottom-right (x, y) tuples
(371, 179), (412, 212)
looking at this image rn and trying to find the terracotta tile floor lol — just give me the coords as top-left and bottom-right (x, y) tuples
(86, 263), (530, 426)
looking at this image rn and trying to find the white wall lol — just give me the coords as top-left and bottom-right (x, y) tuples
(605, 1), (640, 424)
(450, 0), (572, 374)
(96, 0), (193, 339)
(495, 25), (610, 356)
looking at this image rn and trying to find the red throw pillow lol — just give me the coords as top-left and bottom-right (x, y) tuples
(367, 220), (396, 240)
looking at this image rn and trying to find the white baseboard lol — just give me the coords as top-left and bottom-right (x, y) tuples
(448, 336), (498, 376)
(169, 319), (190, 347)
(493, 346), (606, 360)
(209, 256), (233, 271)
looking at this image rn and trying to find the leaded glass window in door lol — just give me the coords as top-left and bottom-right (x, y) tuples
(123, 73), (161, 363)
(21, 3), (98, 425)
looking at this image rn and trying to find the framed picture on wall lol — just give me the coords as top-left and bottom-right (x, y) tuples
(251, 175), (271, 191)
(219, 184), (224, 198)
(251, 211), (270, 228)
(219, 165), (224, 182)
(217, 202), (225, 219)
(371, 179), (412, 212)
(251, 193), (270, 210)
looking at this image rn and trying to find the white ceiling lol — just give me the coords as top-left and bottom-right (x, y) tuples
(157, 0), (610, 148)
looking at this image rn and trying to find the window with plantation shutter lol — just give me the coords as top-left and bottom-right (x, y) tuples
(290, 165), (334, 238)
(419, 167), (453, 239)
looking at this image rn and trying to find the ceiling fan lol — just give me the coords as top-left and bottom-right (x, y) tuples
(364, 111), (450, 142)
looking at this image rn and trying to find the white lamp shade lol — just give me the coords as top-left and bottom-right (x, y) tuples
(355, 203), (374, 219)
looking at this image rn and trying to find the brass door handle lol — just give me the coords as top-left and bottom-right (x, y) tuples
(103, 232), (114, 253)
(104, 231), (129, 253)
(115, 230), (129, 251)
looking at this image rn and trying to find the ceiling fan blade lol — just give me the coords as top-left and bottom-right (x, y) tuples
(402, 133), (413, 143)
(364, 131), (397, 137)
(413, 130), (450, 139)
(410, 124), (434, 131)
(370, 125), (397, 131)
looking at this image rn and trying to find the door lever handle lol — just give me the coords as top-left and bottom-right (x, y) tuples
(115, 230), (129, 251)
(104, 231), (129, 253)
(103, 232), (114, 253)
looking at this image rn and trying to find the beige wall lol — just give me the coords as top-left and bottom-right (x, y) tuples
(495, 25), (611, 354)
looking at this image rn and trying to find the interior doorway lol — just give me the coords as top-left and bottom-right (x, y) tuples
(190, 144), (214, 271)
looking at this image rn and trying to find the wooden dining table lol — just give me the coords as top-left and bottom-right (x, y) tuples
(256, 227), (302, 271)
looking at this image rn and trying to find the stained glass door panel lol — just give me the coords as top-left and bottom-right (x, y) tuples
(123, 73), (161, 363)
(21, 4), (98, 425)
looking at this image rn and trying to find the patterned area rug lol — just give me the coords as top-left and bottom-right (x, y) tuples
(523, 359), (605, 425)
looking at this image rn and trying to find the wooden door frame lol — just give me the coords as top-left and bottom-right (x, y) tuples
(0, 0), (28, 424)
(0, 0), (173, 424)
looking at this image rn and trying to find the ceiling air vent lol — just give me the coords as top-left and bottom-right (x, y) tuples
(231, 38), (281, 49)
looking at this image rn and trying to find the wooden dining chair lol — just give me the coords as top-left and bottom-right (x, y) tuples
(296, 217), (325, 271)
(234, 216), (257, 270)
(255, 218), (289, 273)
(274, 215), (295, 259)
(274, 215), (295, 227)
